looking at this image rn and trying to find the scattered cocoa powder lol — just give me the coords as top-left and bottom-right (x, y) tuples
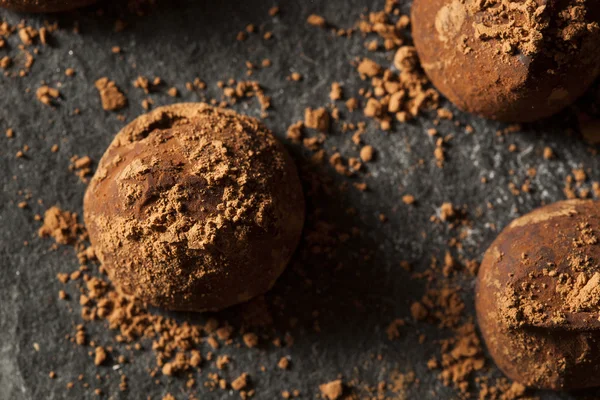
(13, 3), (597, 400)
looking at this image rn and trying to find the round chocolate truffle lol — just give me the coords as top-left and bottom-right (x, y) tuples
(84, 103), (305, 312)
(411, 0), (600, 122)
(0, 0), (96, 12)
(476, 200), (600, 390)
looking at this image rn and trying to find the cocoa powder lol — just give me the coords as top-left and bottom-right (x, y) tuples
(95, 77), (127, 111)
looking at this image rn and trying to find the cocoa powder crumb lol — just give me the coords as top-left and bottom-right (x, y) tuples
(402, 195), (416, 205)
(288, 72), (302, 81)
(573, 168), (587, 182)
(319, 379), (343, 400)
(386, 319), (405, 340)
(133, 76), (151, 93)
(38, 207), (82, 245)
(543, 147), (555, 160)
(36, 85), (60, 106)
(242, 333), (259, 348)
(278, 357), (289, 370)
(0, 56), (11, 69)
(439, 202), (456, 222)
(207, 336), (219, 350)
(94, 346), (107, 366)
(231, 373), (249, 391)
(287, 121), (304, 142)
(216, 355), (230, 369)
(307, 14), (327, 28)
(69, 155), (93, 183)
(269, 6), (280, 17)
(345, 98), (358, 112)
(357, 58), (381, 77)
(304, 107), (330, 133)
(94, 78), (127, 111)
(167, 87), (178, 97)
(410, 302), (428, 321)
(329, 82), (342, 101)
(359, 145), (374, 162)
(393, 46), (419, 71)
(354, 182), (368, 191)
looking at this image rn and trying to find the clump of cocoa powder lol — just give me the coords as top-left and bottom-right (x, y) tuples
(95, 77), (127, 111)
(38, 206), (83, 245)
(36, 85), (60, 106)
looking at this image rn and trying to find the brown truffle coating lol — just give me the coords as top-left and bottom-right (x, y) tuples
(84, 103), (305, 312)
(412, 0), (600, 122)
(0, 0), (96, 12)
(476, 200), (600, 390)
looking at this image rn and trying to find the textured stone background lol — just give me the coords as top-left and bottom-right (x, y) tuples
(0, 0), (599, 399)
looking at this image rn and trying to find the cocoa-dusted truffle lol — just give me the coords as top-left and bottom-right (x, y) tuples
(411, 0), (600, 122)
(0, 0), (96, 12)
(476, 200), (600, 390)
(84, 103), (305, 312)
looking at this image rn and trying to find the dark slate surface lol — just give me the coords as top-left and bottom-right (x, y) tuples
(0, 0), (599, 399)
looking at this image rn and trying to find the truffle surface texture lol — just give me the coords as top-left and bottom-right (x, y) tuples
(476, 200), (600, 390)
(411, 0), (600, 122)
(84, 103), (305, 312)
(0, 0), (96, 12)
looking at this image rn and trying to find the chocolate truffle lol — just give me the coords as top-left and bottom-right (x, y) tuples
(0, 0), (96, 12)
(84, 103), (305, 312)
(476, 200), (600, 390)
(411, 0), (600, 122)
